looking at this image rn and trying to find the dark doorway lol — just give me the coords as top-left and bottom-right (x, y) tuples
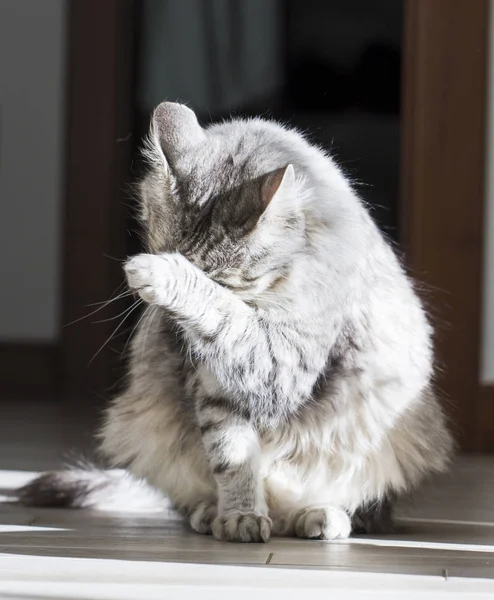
(132, 0), (403, 245)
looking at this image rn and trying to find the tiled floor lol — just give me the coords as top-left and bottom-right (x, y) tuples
(0, 400), (494, 597)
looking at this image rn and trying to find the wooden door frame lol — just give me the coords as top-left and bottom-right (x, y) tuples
(401, 0), (489, 451)
(62, 0), (490, 450)
(61, 0), (135, 401)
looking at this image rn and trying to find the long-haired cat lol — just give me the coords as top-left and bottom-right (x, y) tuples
(19, 102), (453, 542)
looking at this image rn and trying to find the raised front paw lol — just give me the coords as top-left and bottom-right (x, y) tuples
(295, 506), (351, 540)
(125, 253), (188, 305)
(212, 511), (272, 543)
(124, 253), (164, 304)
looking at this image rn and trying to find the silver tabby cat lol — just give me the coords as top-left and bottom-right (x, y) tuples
(19, 102), (453, 543)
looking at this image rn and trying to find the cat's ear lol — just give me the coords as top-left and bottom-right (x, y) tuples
(150, 102), (206, 170)
(260, 164), (296, 217)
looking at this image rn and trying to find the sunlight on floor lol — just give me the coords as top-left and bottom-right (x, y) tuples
(0, 403), (493, 597)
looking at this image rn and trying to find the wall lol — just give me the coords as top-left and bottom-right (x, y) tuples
(0, 0), (65, 342)
(482, 0), (494, 382)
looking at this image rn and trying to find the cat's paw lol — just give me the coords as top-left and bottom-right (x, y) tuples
(124, 253), (165, 304)
(295, 506), (351, 540)
(212, 511), (272, 543)
(124, 253), (193, 305)
(189, 502), (218, 535)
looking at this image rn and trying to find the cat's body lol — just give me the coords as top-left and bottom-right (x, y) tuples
(19, 103), (453, 542)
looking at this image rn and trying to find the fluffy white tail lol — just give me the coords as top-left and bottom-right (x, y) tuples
(17, 467), (167, 512)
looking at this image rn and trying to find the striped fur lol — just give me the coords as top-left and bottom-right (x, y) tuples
(19, 103), (453, 543)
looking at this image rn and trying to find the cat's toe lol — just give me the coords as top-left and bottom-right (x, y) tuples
(189, 502), (217, 535)
(295, 506), (351, 540)
(212, 511), (272, 543)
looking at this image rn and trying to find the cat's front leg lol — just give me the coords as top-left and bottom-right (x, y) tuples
(124, 252), (250, 334)
(196, 395), (271, 543)
(125, 254), (271, 541)
(124, 253), (316, 416)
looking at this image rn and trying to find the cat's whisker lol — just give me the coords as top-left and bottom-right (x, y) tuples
(64, 289), (133, 327)
(86, 281), (127, 306)
(103, 253), (125, 263)
(88, 299), (143, 366)
(122, 304), (150, 356)
(92, 299), (143, 324)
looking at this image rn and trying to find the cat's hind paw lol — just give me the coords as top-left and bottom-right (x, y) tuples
(189, 502), (217, 535)
(295, 506), (351, 540)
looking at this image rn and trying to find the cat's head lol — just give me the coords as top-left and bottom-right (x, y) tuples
(138, 102), (306, 299)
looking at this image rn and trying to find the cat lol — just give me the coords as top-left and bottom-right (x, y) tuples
(18, 101), (453, 543)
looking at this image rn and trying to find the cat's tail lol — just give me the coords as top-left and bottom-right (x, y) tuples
(16, 466), (167, 512)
